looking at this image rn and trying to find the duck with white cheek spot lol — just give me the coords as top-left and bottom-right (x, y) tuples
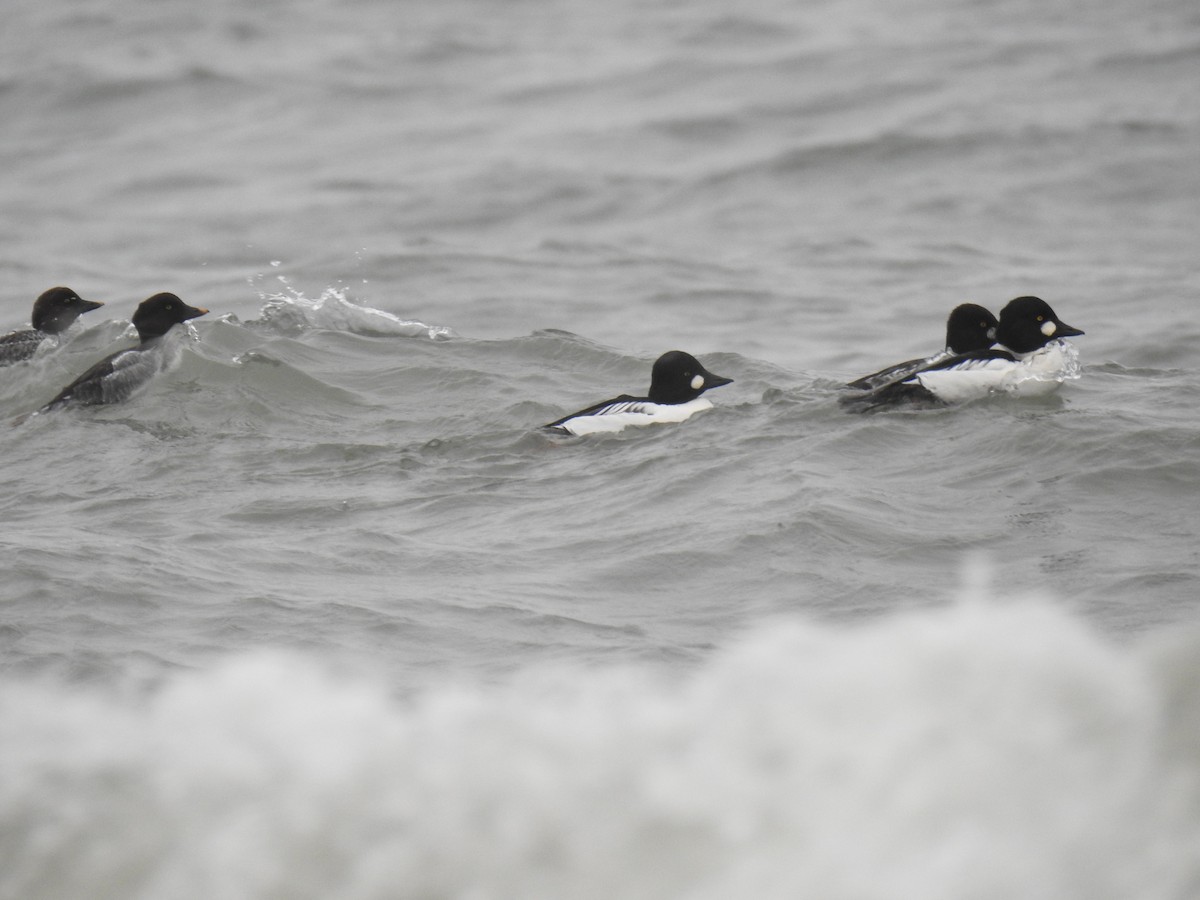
(545, 350), (733, 436)
(851, 296), (1084, 408)
(845, 302), (999, 392)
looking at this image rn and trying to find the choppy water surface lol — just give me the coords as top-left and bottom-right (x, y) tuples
(2, 0), (1199, 896)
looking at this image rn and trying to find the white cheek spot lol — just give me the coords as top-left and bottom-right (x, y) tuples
(1041, 320), (1057, 337)
(690, 374), (704, 390)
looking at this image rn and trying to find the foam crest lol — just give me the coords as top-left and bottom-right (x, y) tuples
(255, 287), (454, 340)
(1058, 337), (1084, 381)
(2, 602), (1198, 900)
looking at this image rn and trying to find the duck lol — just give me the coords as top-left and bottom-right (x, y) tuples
(39, 292), (208, 412)
(845, 303), (998, 391)
(0, 287), (104, 366)
(544, 350), (733, 436)
(849, 296), (1083, 408)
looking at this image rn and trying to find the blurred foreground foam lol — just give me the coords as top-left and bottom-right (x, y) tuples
(3, 594), (1199, 900)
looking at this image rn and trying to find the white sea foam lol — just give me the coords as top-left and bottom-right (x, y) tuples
(256, 288), (454, 340)
(2, 600), (1198, 900)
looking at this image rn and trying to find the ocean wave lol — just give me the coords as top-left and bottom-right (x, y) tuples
(248, 288), (454, 341)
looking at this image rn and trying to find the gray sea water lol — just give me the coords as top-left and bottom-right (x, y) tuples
(3, 0), (1200, 896)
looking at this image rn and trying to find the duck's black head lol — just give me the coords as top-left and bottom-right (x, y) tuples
(132, 292), (209, 342)
(31, 286), (104, 335)
(945, 303), (998, 354)
(996, 296), (1084, 354)
(646, 350), (733, 404)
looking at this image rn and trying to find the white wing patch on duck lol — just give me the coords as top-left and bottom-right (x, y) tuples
(913, 341), (1081, 402)
(551, 397), (714, 436)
